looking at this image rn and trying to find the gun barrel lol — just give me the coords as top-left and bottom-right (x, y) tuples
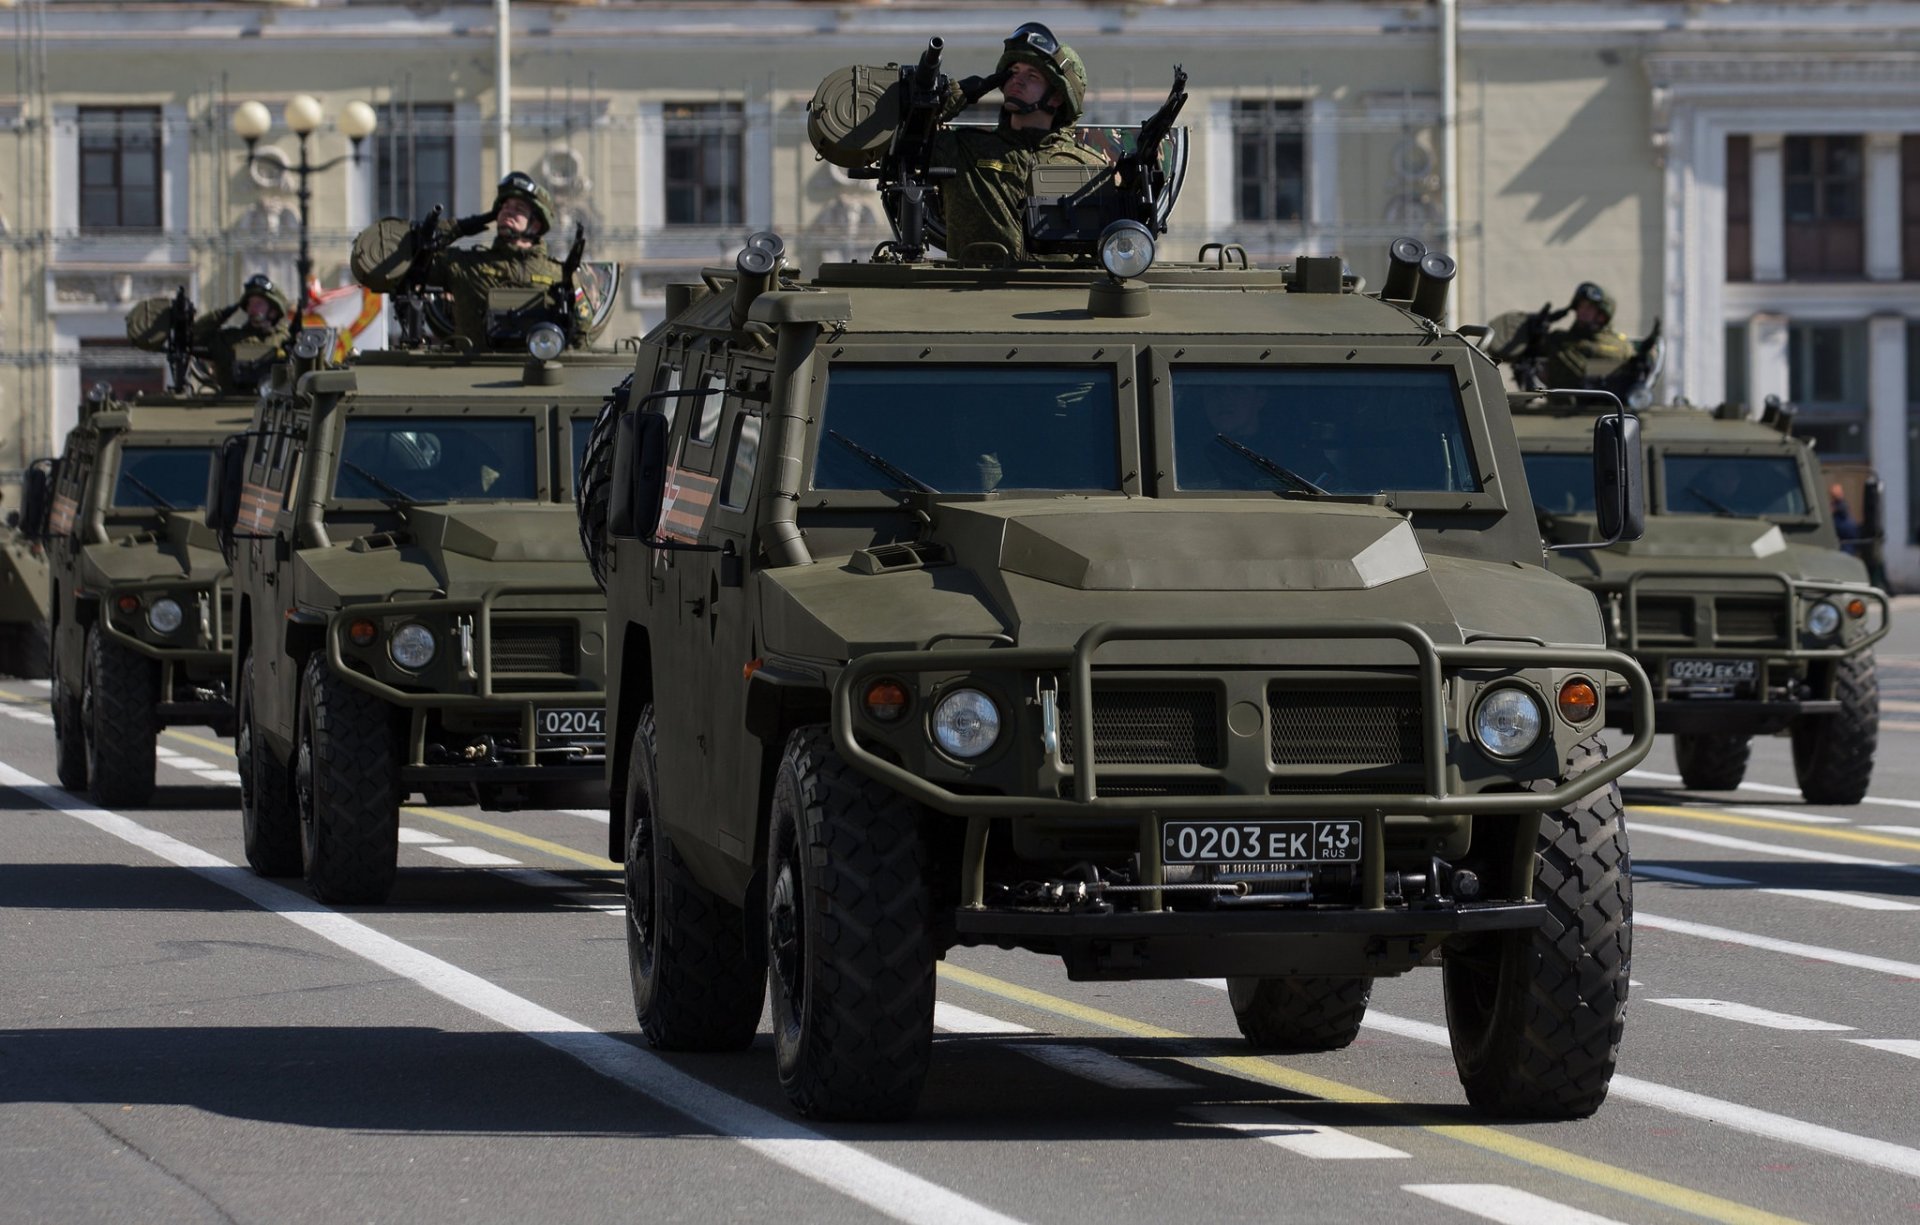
(913, 38), (944, 91)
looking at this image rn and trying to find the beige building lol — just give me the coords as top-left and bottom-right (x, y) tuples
(4, 1), (1919, 579)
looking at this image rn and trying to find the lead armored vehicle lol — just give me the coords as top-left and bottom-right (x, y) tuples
(1518, 399), (1886, 802)
(213, 333), (625, 904)
(25, 391), (248, 806)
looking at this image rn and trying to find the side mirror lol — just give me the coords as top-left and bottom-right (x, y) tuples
(1593, 411), (1645, 543)
(208, 434), (249, 539)
(609, 409), (670, 540)
(18, 459), (53, 540)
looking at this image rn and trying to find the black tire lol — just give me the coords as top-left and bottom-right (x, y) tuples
(1443, 735), (1630, 1120)
(1672, 732), (1751, 791)
(238, 653), (302, 877)
(624, 705), (765, 1049)
(575, 375), (631, 592)
(767, 726), (936, 1121)
(1792, 653), (1878, 805)
(83, 623), (157, 807)
(51, 623), (87, 792)
(294, 654), (399, 903)
(1227, 976), (1372, 1051)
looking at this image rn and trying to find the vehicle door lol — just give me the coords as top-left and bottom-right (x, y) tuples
(238, 399), (305, 749)
(48, 436), (95, 685)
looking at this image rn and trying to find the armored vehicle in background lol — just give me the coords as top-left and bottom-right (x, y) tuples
(23, 393), (249, 806)
(0, 523), (52, 678)
(1518, 399), (1886, 802)
(213, 339), (626, 904)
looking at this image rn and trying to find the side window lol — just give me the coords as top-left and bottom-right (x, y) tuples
(692, 369), (726, 445)
(650, 358), (682, 429)
(719, 411), (763, 511)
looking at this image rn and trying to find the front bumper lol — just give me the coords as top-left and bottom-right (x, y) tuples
(98, 578), (232, 669)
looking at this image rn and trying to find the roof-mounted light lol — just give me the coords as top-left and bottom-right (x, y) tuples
(527, 322), (566, 363)
(1098, 220), (1156, 280)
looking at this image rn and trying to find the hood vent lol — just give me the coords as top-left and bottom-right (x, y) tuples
(348, 530), (410, 554)
(851, 540), (952, 575)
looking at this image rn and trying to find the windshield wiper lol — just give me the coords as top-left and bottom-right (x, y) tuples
(340, 458), (420, 507)
(1215, 434), (1328, 496)
(829, 430), (939, 495)
(119, 472), (177, 513)
(1684, 484), (1740, 517)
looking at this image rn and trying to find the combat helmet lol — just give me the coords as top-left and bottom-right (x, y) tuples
(492, 170), (555, 236)
(995, 21), (1087, 130)
(239, 274), (293, 323)
(1572, 280), (1615, 324)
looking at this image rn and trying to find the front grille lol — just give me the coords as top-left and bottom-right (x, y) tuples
(1268, 779), (1424, 794)
(1058, 778), (1225, 798)
(1715, 600), (1787, 642)
(1268, 688), (1422, 767)
(1060, 689), (1220, 766)
(1635, 598), (1693, 639)
(491, 624), (575, 674)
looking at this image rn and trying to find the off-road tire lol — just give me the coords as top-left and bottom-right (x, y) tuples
(625, 704), (765, 1049)
(51, 624), (87, 791)
(575, 376), (630, 592)
(238, 653), (301, 876)
(83, 624), (157, 807)
(1227, 976), (1373, 1051)
(295, 654), (399, 903)
(1792, 653), (1878, 805)
(1443, 735), (1630, 1119)
(1673, 732), (1751, 792)
(768, 726), (936, 1121)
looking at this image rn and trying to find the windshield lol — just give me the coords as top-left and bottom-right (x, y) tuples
(1170, 367), (1479, 494)
(112, 446), (213, 511)
(335, 417), (539, 503)
(1523, 453), (1597, 514)
(813, 365), (1120, 493)
(1662, 453), (1809, 517)
(571, 416), (596, 491)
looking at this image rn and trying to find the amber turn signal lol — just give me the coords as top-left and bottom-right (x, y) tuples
(1846, 598), (1867, 619)
(347, 618), (378, 647)
(863, 678), (910, 722)
(116, 595), (140, 614)
(1557, 677), (1598, 723)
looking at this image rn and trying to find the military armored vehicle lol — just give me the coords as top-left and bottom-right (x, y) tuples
(22, 391), (248, 806)
(1518, 398), (1886, 802)
(0, 521), (52, 678)
(579, 157), (1662, 1124)
(211, 333), (625, 904)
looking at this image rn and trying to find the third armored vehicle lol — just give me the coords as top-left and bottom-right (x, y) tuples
(1518, 398), (1887, 802)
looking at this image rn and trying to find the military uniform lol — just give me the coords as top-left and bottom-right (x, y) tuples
(931, 101), (1105, 261)
(1538, 325), (1636, 391)
(190, 315), (289, 395)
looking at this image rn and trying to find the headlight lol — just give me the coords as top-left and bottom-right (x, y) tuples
(527, 322), (567, 362)
(931, 688), (1001, 759)
(1806, 600), (1841, 639)
(1098, 220), (1156, 280)
(389, 622), (437, 670)
(146, 597), (184, 634)
(1473, 687), (1544, 758)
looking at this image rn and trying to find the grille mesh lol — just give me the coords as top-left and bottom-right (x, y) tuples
(1635, 599), (1693, 638)
(1058, 779), (1224, 798)
(491, 624), (575, 674)
(1715, 600), (1786, 641)
(1060, 689), (1220, 766)
(1268, 689), (1422, 766)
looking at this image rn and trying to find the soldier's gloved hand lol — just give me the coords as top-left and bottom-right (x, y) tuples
(957, 70), (1011, 104)
(452, 209), (498, 238)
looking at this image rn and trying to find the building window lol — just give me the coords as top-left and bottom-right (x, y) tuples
(373, 103), (456, 221)
(79, 106), (162, 232)
(1724, 323), (1748, 410)
(1725, 135), (1752, 282)
(1783, 135), (1863, 279)
(1903, 135), (1920, 282)
(78, 337), (166, 400)
(1233, 100), (1305, 224)
(663, 102), (743, 227)
(1788, 321), (1868, 459)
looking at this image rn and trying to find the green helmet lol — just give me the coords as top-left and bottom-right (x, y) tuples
(493, 170), (556, 235)
(994, 21), (1087, 130)
(239, 273), (293, 322)
(1572, 280), (1615, 324)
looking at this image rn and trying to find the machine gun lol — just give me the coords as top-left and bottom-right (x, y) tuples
(1113, 65), (1188, 236)
(848, 38), (953, 263)
(1023, 63), (1191, 257)
(1602, 317), (1663, 406)
(165, 285), (197, 394)
(393, 204), (448, 349)
(1489, 299), (1569, 391)
(554, 222), (588, 348)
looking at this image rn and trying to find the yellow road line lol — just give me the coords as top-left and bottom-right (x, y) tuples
(1630, 802), (1920, 855)
(164, 729), (238, 758)
(939, 964), (1803, 1225)
(0, 686), (41, 705)
(403, 804), (616, 871)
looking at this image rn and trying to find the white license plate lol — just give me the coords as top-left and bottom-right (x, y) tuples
(1162, 820), (1363, 866)
(1666, 658), (1758, 685)
(536, 706), (604, 742)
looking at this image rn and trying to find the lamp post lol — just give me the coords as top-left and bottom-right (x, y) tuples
(231, 95), (378, 338)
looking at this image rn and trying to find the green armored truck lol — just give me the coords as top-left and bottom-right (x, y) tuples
(580, 37), (1669, 1119)
(0, 521), (52, 679)
(1518, 399), (1887, 802)
(24, 393), (249, 805)
(212, 335), (626, 904)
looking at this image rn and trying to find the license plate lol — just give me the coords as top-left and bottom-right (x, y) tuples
(536, 706), (604, 742)
(1162, 820), (1363, 866)
(1666, 658), (1757, 685)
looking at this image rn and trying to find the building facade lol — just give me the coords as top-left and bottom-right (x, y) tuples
(4, 1), (1918, 580)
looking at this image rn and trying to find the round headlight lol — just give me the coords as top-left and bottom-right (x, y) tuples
(1473, 687), (1544, 758)
(146, 597), (184, 634)
(389, 622), (437, 670)
(527, 322), (567, 363)
(1098, 220), (1156, 280)
(1806, 600), (1841, 639)
(931, 688), (1001, 760)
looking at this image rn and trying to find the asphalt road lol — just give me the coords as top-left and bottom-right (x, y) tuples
(5, 607), (1920, 1225)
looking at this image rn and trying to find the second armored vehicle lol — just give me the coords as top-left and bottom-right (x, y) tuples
(0, 522), (51, 679)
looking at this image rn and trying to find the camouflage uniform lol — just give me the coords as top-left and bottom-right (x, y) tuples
(1538, 326), (1635, 391)
(187, 277), (291, 394)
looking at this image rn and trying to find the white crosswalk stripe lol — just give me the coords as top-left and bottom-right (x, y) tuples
(935, 1003), (1192, 1090)
(1726, 805), (1851, 825)
(425, 846), (522, 867)
(1403, 1184), (1632, 1225)
(1848, 1039), (1920, 1060)
(1183, 1105), (1409, 1160)
(1635, 864), (1920, 911)
(1648, 998), (1854, 1031)
(397, 827), (452, 845)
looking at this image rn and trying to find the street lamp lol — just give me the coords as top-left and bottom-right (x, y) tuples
(232, 94), (378, 337)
